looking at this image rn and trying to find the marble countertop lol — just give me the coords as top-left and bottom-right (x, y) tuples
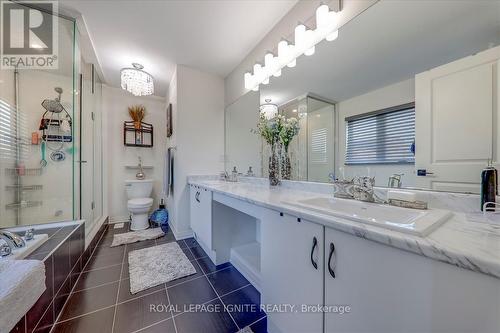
(188, 177), (500, 280)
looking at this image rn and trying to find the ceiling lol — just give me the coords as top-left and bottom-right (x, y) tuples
(60, 0), (298, 97)
(261, 0), (500, 106)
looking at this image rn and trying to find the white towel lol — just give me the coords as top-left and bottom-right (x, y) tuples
(0, 259), (46, 333)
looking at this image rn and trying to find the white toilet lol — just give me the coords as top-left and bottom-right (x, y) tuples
(125, 179), (154, 231)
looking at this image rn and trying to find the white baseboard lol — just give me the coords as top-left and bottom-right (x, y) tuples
(230, 242), (261, 293)
(109, 215), (130, 224)
(169, 220), (193, 240)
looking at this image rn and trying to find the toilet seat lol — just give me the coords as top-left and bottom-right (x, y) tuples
(128, 197), (153, 209)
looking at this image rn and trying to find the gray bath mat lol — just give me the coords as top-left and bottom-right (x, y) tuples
(128, 242), (196, 294)
(111, 228), (164, 247)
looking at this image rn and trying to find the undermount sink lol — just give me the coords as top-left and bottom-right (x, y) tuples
(283, 197), (451, 236)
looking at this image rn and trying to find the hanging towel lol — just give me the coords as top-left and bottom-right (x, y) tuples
(166, 147), (175, 197)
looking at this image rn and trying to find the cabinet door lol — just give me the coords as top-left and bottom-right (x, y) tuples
(261, 210), (324, 333)
(324, 227), (432, 333)
(190, 186), (212, 251)
(415, 46), (500, 193)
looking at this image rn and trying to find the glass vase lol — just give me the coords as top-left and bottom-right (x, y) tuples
(281, 146), (291, 180)
(268, 143), (280, 186)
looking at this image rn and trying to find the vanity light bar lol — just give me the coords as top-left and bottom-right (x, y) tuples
(244, 3), (340, 91)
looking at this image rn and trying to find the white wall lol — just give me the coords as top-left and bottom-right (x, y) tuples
(102, 85), (166, 222)
(336, 78), (416, 187)
(167, 65), (225, 239)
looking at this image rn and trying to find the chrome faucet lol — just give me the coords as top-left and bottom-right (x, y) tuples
(352, 176), (376, 202)
(0, 230), (25, 251)
(388, 174), (403, 188)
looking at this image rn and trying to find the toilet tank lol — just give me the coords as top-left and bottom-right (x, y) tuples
(125, 179), (154, 199)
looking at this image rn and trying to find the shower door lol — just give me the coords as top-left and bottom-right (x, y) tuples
(80, 61), (103, 237)
(0, 9), (80, 228)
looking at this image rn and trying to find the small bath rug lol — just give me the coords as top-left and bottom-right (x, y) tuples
(111, 228), (164, 247)
(128, 242), (196, 294)
(237, 327), (254, 333)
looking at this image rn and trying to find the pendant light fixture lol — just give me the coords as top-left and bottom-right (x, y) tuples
(244, 1), (342, 91)
(121, 63), (154, 96)
(260, 99), (278, 120)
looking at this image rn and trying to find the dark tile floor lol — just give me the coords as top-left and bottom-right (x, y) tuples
(52, 224), (267, 333)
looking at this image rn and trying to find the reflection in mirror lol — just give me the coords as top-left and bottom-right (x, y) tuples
(225, 90), (261, 176)
(248, 0), (500, 193)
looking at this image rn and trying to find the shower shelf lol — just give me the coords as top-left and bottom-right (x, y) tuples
(5, 201), (43, 210)
(5, 185), (43, 191)
(5, 168), (43, 176)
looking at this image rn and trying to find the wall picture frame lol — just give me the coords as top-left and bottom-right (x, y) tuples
(166, 103), (173, 137)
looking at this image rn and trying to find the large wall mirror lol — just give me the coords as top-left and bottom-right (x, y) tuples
(225, 0), (500, 194)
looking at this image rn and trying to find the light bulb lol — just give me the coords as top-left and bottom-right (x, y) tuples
(325, 10), (339, 40)
(244, 72), (252, 90)
(305, 46), (315, 56)
(316, 4), (330, 30)
(294, 24), (306, 52)
(253, 63), (262, 82)
(264, 52), (277, 79)
(326, 30), (338, 41)
(304, 30), (316, 55)
(278, 40), (290, 67)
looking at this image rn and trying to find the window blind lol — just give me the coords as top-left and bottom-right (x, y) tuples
(0, 99), (27, 161)
(310, 128), (328, 164)
(345, 103), (415, 165)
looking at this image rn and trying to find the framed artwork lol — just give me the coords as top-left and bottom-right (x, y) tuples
(166, 103), (173, 137)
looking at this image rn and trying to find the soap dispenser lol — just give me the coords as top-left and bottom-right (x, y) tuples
(481, 160), (497, 211)
(231, 166), (238, 182)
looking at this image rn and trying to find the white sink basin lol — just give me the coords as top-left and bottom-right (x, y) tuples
(283, 197), (451, 236)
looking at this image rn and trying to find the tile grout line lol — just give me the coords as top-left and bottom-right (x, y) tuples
(50, 224), (110, 332)
(186, 241), (241, 331)
(247, 315), (267, 329)
(111, 244), (126, 333)
(51, 305), (116, 325)
(159, 237), (179, 333)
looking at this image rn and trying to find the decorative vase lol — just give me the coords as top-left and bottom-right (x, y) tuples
(268, 143), (280, 186)
(281, 146), (291, 180)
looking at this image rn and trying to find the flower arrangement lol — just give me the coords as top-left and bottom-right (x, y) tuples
(254, 113), (300, 184)
(128, 105), (146, 129)
(279, 117), (300, 151)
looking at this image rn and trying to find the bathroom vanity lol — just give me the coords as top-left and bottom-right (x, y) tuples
(189, 176), (500, 333)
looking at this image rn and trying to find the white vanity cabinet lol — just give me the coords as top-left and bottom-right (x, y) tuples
(189, 185), (213, 252)
(261, 209), (324, 333)
(324, 227), (500, 333)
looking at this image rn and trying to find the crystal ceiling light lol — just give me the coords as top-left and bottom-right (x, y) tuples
(121, 63), (154, 96)
(244, 1), (342, 91)
(260, 99), (278, 120)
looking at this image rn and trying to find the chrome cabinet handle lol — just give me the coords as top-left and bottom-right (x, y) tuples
(195, 191), (200, 203)
(310, 237), (318, 269)
(328, 242), (336, 278)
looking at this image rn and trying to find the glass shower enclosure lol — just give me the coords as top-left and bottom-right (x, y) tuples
(0, 4), (81, 229)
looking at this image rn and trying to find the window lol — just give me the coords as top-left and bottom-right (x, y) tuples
(345, 103), (415, 165)
(310, 128), (328, 164)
